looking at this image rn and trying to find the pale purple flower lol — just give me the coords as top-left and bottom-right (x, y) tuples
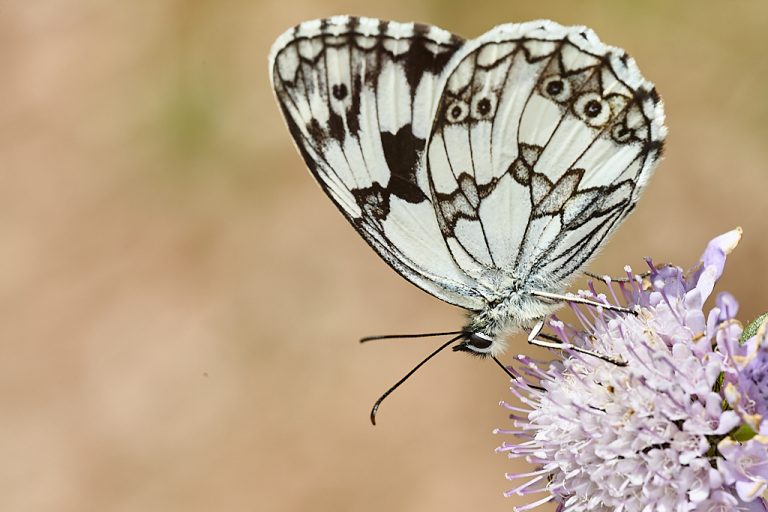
(723, 323), (768, 420)
(719, 437), (768, 501)
(496, 229), (768, 511)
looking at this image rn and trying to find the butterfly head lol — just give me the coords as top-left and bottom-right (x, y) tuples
(452, 332), (506, 358)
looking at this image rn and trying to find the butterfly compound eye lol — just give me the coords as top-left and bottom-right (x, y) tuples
(467, 333), (494, 351)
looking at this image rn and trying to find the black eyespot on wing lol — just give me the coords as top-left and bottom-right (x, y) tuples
(445, 100), (469, 123)
(332, 83), (348, 100)
(584, 99), (602, 118)
(573, 92), (611, 127)
(546, 80), (563, 95)
(540, 75), (572, 103)
(470, 94), (496, 120)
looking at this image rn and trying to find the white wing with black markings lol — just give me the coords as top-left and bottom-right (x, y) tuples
(425, 20), (665, 293)
(270, 16), (666, 313)
(270, 16), (487, 309)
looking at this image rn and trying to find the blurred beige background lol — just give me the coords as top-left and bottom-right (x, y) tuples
(1, 1), (767, 511)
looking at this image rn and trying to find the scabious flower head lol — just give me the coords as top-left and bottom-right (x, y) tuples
(496, 229), (768, 512)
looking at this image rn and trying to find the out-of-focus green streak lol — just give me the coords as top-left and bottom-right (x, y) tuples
(162, 80), (216, 159)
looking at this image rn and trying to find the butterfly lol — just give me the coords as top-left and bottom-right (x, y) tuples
(269, 16), (666, 421)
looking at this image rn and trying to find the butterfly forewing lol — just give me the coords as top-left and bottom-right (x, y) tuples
(270, 16), (486, 309)
(425, 20), (666, 291)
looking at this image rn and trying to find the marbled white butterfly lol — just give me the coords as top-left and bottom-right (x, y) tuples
(270, 16), (666, 422)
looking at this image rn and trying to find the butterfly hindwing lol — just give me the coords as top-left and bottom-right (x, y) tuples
(270, 16), (486, 309)
(425, 20), (666, 290)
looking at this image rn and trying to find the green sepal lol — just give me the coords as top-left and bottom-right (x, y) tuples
(739, 313), (768, 344)
(731, 423), (758, 442)
(714, 371), (724, 393)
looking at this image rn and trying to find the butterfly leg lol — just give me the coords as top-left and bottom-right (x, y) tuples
(530, 290), (637, 315)
(527, 320), (627, 366)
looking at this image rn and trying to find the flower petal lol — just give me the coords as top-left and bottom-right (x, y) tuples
(701, 228), (743, 281)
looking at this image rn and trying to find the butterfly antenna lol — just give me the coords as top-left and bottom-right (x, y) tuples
(370, 333), (465, 425)
(360, 331), (464, 343)
(491, 356), (517, 380)
(491, 355), (546, 392)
